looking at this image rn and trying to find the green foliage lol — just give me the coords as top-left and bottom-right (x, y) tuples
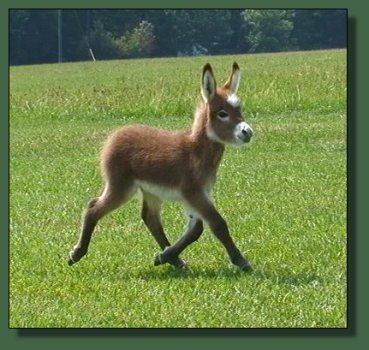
(10, 9), (346, 65)
(10, 9), (59, 64)
(118, 20), (155, 58)
(88, 20), (125, 60)
(85, 20), (156, 60)
(10, 50), (346, 328)
(293, 10), (347, 50)
(243, 10), (295, 53)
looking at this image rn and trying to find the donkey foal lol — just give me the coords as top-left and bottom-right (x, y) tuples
(68, 62), (254, 271)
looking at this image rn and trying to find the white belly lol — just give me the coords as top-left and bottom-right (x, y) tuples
(136, 181), (183, 202)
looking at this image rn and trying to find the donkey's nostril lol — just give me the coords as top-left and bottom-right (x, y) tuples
(242, 127), (253, 137)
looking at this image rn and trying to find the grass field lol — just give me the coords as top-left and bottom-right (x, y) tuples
(9, 49), (347, 328)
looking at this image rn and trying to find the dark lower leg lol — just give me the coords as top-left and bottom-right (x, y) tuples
(154, 218), (203, 266)
(141, 200), (171, 249)
(208, 216), (251, 271)
(141, 199), (186, 268)
(68, 198), (100, 265)
(68, 179), (134, 266)
(183, 192), (251, 271)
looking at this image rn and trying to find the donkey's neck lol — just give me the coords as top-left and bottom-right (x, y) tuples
(190, 101), (225, 173)
(191, 101), (208, 138)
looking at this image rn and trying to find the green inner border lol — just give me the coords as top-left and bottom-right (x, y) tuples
(4, 0), (366, 349)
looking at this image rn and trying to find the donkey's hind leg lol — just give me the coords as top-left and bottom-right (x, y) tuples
(68, 179), (136, 265)
(141, 192), (186, 268)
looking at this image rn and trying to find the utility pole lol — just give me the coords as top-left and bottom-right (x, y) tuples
(58, 9), (63, 63)
(86, 10), (96, 61)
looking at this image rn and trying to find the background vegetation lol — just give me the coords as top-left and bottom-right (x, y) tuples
(10, 49), (346, 328)
(10, 9), (347, 65)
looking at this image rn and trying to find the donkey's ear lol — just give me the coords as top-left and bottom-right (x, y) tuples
(201, 63), (216, 102)
(223, 62), (241, 94)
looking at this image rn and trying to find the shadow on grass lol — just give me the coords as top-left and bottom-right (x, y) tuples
(251, 269), (326, 287)
(135, 265), (325, 288)
(135, 265), (248, 281)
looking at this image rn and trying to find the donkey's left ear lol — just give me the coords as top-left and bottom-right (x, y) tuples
(201, 63), (217, 102)
(223, 62), (241, 94)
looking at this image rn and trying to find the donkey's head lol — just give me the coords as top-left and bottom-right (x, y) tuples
(201, 62), (253, 145)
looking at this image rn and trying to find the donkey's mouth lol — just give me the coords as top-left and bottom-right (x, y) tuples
(235, 132), (252, 144)
(241, 134), (252, 143)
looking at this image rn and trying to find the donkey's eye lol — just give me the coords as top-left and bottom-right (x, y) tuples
(217, 110), (229, 119)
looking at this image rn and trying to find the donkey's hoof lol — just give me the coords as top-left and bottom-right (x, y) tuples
(154, 253), (163, 266)
(233, 257), (253, 272)
(239, 260), (253, 272)
(241, 263), (252, 272)
(169, 257), (187, 269)
(68, 250), (78, 266)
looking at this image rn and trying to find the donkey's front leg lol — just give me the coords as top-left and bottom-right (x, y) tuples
(154, 215), (204, 267)
(207, 212), (252, 271)
(186, 191), (252, 271)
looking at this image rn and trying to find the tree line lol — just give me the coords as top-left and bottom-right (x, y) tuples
(10, 9), (347, 65)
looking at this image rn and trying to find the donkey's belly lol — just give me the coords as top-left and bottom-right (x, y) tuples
(136, 180), (184, 202)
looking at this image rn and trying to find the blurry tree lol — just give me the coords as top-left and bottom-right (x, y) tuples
(292, 9), (347, 50)
(118, 20), (156, 58)
(9, 9), (346, 65)
(243, 10), (295, 53)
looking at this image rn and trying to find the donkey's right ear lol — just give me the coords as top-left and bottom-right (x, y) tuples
(201, 63), (216, 102)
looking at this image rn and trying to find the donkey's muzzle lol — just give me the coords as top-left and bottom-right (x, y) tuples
(241, 127), (253, 142)
(236, 122), (253, 143)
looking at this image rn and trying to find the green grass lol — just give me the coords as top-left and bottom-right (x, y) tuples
(10, 50), (347, 328)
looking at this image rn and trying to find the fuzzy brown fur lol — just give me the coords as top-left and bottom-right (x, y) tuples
(68, 62), (253, 271)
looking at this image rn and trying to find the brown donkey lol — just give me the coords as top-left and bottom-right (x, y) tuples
(68, 62), (254, 271)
